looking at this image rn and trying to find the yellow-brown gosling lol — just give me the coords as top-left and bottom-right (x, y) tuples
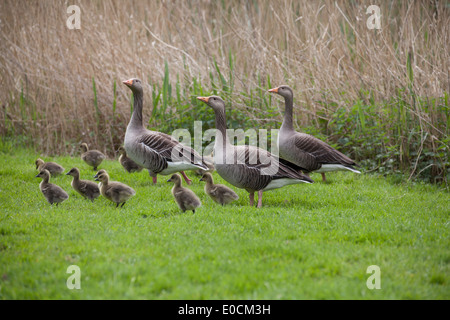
(35, 158), (65, 176)
(66, 167), (100, 202)
(94, 170), (135, 208)
(36, 169), (69, 206)
(118, 146), (143, 173)
(80, 143), (106, 171)
(167, 173), (201, 213)
(199, 172), (239, 206)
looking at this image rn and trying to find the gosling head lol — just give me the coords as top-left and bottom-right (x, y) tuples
(123, 78), (143, 95)
(167, 174), (182, 184)
(268, 85), (293, 99)
(196, 95), (225, 113)
(199, 172), (213, 183)
(35, 158), (45, 170)
(94, 170), (109, 183)
(79, 143), (89, 153)
(35, 169), (51, 180)
(66, 167), (80, 178)
(117, 146), (127, 156)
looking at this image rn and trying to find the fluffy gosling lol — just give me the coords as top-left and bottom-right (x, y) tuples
(36, 169), (69, 206)
(80, 143), (106, 171)
(94, 170), (135, 208)
(35, 158), (65, 176)
(199, 172), (239, 206)
(167, 173), (201, 213)
(66, 167), (100, 202)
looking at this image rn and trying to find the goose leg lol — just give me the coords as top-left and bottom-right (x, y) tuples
(121, 202), (126, 208)
(249, 192), (255, 207)
(152, 176), (157, 184)
(321, 173), (327, 182)
(257, 190), (263, 208)
(180, 171), (192, 185)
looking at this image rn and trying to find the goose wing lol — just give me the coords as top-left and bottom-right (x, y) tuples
(292, 133), (356, 170)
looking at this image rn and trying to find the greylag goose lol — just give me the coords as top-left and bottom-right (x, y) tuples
(167, 173), (201, 213)
(94, 170), (135, 208)
(199, 172), (239, 206)
(197, 95), (313, 208)
(80, 143), (106, 171)
(123, 78), (208, 185)
(36, 169), (69, 205)
(35, 158), (65, 176)
(268, 85), (361, 182)
(66, 167), (100, 202)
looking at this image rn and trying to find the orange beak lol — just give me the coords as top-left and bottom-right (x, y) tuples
(268, 87), (279, 93)
(123, 79), (133, 87)
(197, 97), (209, 103)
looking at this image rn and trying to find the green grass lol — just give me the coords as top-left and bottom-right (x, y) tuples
(0, 148), (449, 299)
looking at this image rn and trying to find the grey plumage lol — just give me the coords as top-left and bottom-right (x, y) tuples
(36, 169), (69, 205)
(80, 143), (106, 171)
(200, 172), (238, 206)
(66, 167), (100, 202)
(122, 78), (208, 185)
(197, 95), (313, 208)
(167, 174), (201, 213)
(269, 85), (360, 182)
(94, 170), (135, 208)
(35, 158), (65, 176)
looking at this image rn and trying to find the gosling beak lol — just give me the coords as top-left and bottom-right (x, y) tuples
(166, 179), (171, 183)
(123, 79), (133, 87)
(65, 172), (70, 175)
(35, 174), (39, 178)
(94, 178), (99, 181)
(196, 97), (209, 103)
(93, 173), (99, 179)
(268, 87), (279, 93)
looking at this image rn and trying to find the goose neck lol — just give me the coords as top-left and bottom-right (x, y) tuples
(281, 95), (294, 132)
(129, 91), (144, 129)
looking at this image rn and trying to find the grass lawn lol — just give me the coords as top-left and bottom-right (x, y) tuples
(0, 147), (448, 299)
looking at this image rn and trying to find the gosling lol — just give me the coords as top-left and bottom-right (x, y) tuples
(199, 172), (239, 206)
(35, 158), (65, 176)
(94, 170), (135, 208)
(167, 173), (201, 213)
(66, 167), (100, 202)
(118, 146), (143, 173)
(36, 169), (69, 206)
(80, 143), (106, 171)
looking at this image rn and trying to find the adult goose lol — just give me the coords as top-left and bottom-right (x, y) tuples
(197, 95), (313, 208)
(36, 169), (69, 206)
(123, 78), (208, 185)
(80, 143), (106, 171)
(269, 85), (360, 182)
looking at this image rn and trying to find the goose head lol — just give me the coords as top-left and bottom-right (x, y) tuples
(123, 78), (143, 94)
(80, 143), (89, 153)
(35, 158), (44, 170)
(268, 85), (293, 99)
(94, 170), (109, 183)
(199, 172), (213, 183)
(66, 167), (80, 178)
(196, 95), (225, 112)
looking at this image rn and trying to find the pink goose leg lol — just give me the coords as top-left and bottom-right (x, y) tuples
(257, 190), (263, 208)
(180, 171), (192, 185)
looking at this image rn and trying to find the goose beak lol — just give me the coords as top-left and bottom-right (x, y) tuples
(197, 97), (209, 103)
(93, 173), (99, 179)
(123, 79), (133, 87)
(268, 87), (279, 93)
(166, 179), (171, 183)
(65, 172), (70, 175)
(94, 178), (99, 181)
(35, 174), (39, 178)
